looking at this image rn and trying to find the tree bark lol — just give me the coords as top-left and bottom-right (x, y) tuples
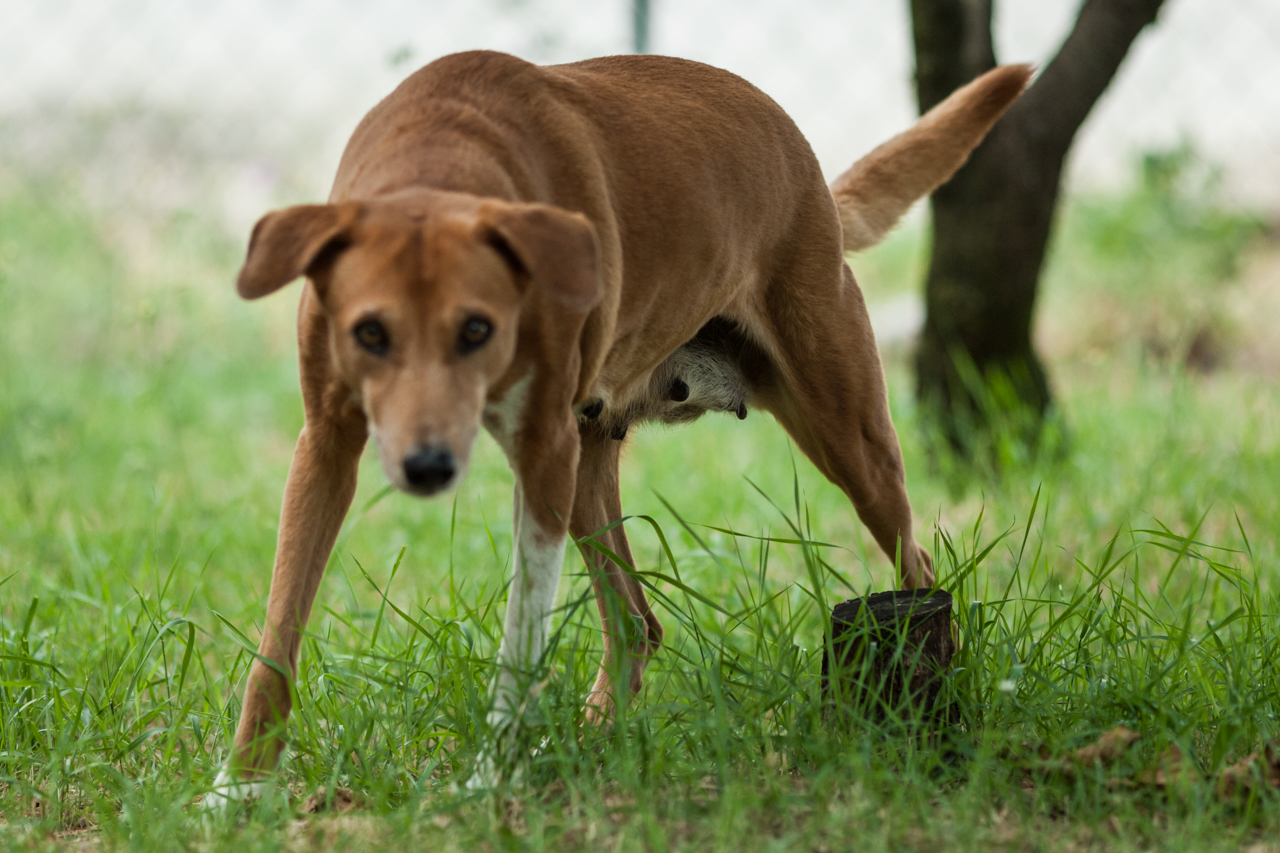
(911, 0), (1166, 447)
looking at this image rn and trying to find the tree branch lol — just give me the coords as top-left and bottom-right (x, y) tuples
(1016, 0), (1166, 162)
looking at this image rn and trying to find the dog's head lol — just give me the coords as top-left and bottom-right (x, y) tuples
(235, 191), (600, 496)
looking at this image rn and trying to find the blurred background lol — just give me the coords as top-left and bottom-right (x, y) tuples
(3, 0), (1279, 237)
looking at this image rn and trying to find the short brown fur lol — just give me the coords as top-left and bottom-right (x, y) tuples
(222, 51), (1028, 782)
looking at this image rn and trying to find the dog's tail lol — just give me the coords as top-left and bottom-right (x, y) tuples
(831, 64), (1033, 253)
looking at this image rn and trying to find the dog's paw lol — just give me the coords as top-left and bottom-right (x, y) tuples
(200, 767), (273, 812)
(465, 752), (500, 791)
(902, 545), (936, 590)
(583, 686), (615, 724)
(464, 738), (541, 791)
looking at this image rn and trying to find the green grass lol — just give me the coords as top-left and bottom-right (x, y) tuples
(0, 168), (1278, 852)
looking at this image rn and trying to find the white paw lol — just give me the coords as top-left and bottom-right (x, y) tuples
(465, 732), (547, 791)
(200, 767), (273, 812)
(465, 752), (499, 791)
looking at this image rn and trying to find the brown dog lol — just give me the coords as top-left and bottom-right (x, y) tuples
(209, 50), (1029, 799)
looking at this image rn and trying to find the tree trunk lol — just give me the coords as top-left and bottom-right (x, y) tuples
(822, 589), (954, 725)
(911, 0), (1166, 448)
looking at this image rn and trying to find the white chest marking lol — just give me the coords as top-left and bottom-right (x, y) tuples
(482, 374), (532, 461)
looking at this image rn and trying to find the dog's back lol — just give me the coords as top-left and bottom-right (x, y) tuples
(333, 50), (840, 404)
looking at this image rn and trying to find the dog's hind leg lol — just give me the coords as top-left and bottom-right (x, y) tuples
(751, 262), (934, 590)
(570, 424), (663, 722)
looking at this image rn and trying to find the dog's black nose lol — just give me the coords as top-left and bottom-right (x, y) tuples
(402, 445), (456, 492)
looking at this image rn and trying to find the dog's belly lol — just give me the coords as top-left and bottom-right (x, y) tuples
(577, 317), (758, 439)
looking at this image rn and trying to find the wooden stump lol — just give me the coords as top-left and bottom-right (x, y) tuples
(821, 589), (955, 724)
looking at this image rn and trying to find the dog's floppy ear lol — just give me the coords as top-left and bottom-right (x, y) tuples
(236, 202), (362, 300)
(478, 202), (603, 408)
(477, 202), (602, 314)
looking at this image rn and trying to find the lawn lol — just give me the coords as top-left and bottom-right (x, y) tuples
(0, 158), (1278, 851)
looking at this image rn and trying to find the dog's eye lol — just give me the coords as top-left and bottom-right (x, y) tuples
(458, 317), (493, 353)
(353, 320), (390, 355)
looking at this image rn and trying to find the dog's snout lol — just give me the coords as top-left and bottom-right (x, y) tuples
(402, 445), (457, 493)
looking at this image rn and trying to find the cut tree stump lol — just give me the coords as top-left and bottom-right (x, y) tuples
(821, 589), (955, 725)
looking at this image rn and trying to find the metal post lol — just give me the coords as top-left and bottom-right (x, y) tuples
(633, 0), (650, 54)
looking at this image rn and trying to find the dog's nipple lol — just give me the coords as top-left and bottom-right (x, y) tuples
(610, 423), (629, 441)
(669, 377), (690, 402)
(582, 399), (604, 420)
(736, 402), (748, 420)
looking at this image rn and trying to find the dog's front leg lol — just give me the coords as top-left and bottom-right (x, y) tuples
(490, 482), (568, 723)
(469, 405), (579, 788)
(209, 413), (366, 806)
(467, 494), (570, 790)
